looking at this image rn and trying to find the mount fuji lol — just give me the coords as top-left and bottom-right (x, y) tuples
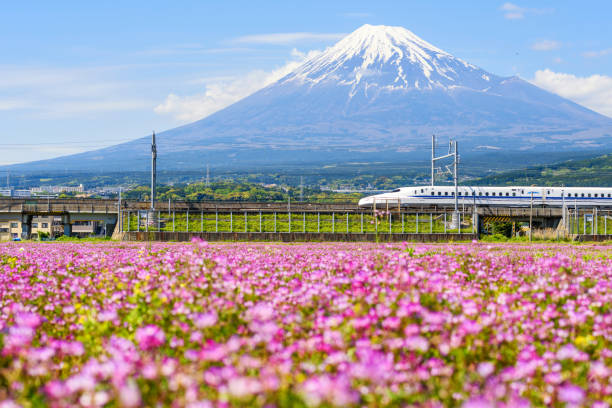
(8, 24), (612, 172)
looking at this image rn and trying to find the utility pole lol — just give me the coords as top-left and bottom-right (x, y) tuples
(431, 135), (435, 187)
(431, 138), (459, 227)
(529, 191), (534, 242)
(118, 187), (122, 232)
(299, 176), (304, 201)
(453, 140), (459, 215)
(151, 131), (157, 210)
(561, 188), (566, 236)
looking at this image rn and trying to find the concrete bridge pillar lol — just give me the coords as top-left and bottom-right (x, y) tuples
(61, 214), (72, 237)
(21, 214), (32, 240)
(473, 212), (481, 237)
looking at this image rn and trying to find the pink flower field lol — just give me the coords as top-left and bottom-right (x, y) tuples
(0, 241), (611, 407)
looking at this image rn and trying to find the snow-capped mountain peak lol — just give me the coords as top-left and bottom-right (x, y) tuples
(283, 24), (495, 93)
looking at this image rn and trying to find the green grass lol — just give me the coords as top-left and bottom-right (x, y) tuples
(122, 211), (476, 234)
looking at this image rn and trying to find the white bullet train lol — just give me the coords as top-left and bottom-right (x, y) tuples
(358, 186), (612, 208)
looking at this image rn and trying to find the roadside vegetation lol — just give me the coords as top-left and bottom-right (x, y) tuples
(122, 181), (363, 203)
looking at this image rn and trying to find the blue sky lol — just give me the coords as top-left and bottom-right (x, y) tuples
(1, 0), (611, 165)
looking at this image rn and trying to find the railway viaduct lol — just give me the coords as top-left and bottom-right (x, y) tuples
(0, 197), (608, 241)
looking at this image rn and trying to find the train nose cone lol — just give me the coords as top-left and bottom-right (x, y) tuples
(358, 197), (373, 207)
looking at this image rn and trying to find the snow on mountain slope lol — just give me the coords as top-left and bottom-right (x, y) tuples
(281, 24), (496, 94)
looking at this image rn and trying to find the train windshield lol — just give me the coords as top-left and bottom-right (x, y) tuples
(391, 189), (401, 192)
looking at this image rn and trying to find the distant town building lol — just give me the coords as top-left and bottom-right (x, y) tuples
(12, 190), (32, 198)
(31, 184), (84, 194)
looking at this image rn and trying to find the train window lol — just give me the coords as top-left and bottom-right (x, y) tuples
(438, 192), (441, 196)
(444, 192), (448, 196)
(451, 192), (455, 196)
(485, 192), (489, 196)
(608, 194), (611, 197)
(506, 192), (510, 196)
(479, 192), (483, 196)
(492, 192), (495, 196)
(392, 189), (400, 192)
(420, 189), (424, 193)
(594, 193), (598, 197)
(588, 193), (591, 197)
(458, 192), (462, 196)
(431, 191), (435, 196)
(512, 193), (516, 196)
(581, 193), (584, 197)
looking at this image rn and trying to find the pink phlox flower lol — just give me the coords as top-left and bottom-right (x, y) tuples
(27, 346), (55, 363)
(459, 319), (482, 335)
(54, 340), (85, 356)
(382, 316), (401, 330)
(227, 376), (262, 398)
(0, 400), (22, 408)
(556, 344), (588, 361)
(405, 336), (429, 353)
(97, 309), (117, 322)
(14, 312), (43, 329)
(462, 397), (494, 408)
(590, 361), (610, 378)
(557, 383), (585, 405)
(135, 325), (166, 351)
(44, 380), (68, 399)
(351, 348), (394, 383)
(248, 320), (279, 342)
(198, 342), (226, 361)
(351, 316), (371, 330)
(192, 311), (218, 329)
(246, 302), (275, 322)
(186, 401), (213, 408)
(65, 373), (96, 393)
(477, 362), (495, 378)
(2, 326), (35, 355)
(119, 379), (141, 408)
(300, 374), (358, 406)
(190, 237), (209, 248)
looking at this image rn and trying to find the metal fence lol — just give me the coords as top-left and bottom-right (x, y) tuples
(566, 208), (612, 235)
(119, 208), (477, 235)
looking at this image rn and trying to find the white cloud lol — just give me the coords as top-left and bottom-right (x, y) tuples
(531, 69), (612, 117)
(583, 48), (612, 58)
(154, 49), (322, 122)
(233, 32), (345, 45)
(531, 40), (561, 51)
(500, 3), (552, 19)
(500, 3), (525, 19)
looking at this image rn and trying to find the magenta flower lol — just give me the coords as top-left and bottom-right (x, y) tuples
(557, 383), (585, 405)
(193, 312), (218, 329)
(14, 312), (43, 329)
(119, 379), (141, 407)
(135, 325), (166, 350)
